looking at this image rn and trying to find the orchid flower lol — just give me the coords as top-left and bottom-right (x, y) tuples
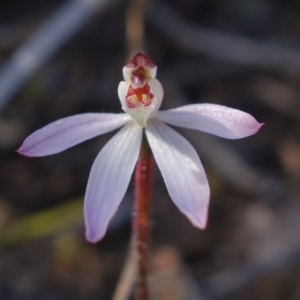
(17, 53), (262, 243)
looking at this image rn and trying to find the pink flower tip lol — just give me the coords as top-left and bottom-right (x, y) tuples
(15, 148), (29, 157)
(257, 122), (265, 132)
(85, 228), (104, 244)
(185, 211), (208, 230)
(249, 121), (264, 136)
(240, 117), (264, 138)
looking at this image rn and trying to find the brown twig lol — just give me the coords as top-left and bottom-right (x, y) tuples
(112, 237), (137, 300)
(126, 0), (149, 58)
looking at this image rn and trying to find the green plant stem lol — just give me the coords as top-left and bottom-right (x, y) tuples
(133, 134), (154, 300)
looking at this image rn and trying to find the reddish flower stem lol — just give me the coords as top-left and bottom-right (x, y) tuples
(133, 134), (154, 300)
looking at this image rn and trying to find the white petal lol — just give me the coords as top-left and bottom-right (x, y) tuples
(146, 119), (210, 229)
(156, 104), (263, 139)
(118, 81), (128, 104)
(148, 78), (164, 118)
(17, 113), (131, 156)
(84, 121), (142, 243)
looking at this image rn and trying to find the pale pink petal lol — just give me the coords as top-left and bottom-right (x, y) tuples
(17, 113), (131, 156)
(156, 104), (263, 139)
(84, 121), (142, 243)
(146, 119), (210, 229)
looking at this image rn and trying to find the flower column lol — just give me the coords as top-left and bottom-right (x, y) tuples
(119, 53), (162, 300)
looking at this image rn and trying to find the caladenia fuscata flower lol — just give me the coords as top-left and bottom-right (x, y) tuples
(17, 53), (263, 243)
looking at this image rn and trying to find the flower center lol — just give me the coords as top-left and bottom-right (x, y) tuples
(126, 83), (154, 108)
(130, 67), (148, 89)
(119, 52), (163, 127)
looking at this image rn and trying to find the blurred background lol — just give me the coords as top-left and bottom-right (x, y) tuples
(0, 0), (300, 299)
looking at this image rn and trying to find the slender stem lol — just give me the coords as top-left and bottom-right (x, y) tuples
(133, 134), (154, 300)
